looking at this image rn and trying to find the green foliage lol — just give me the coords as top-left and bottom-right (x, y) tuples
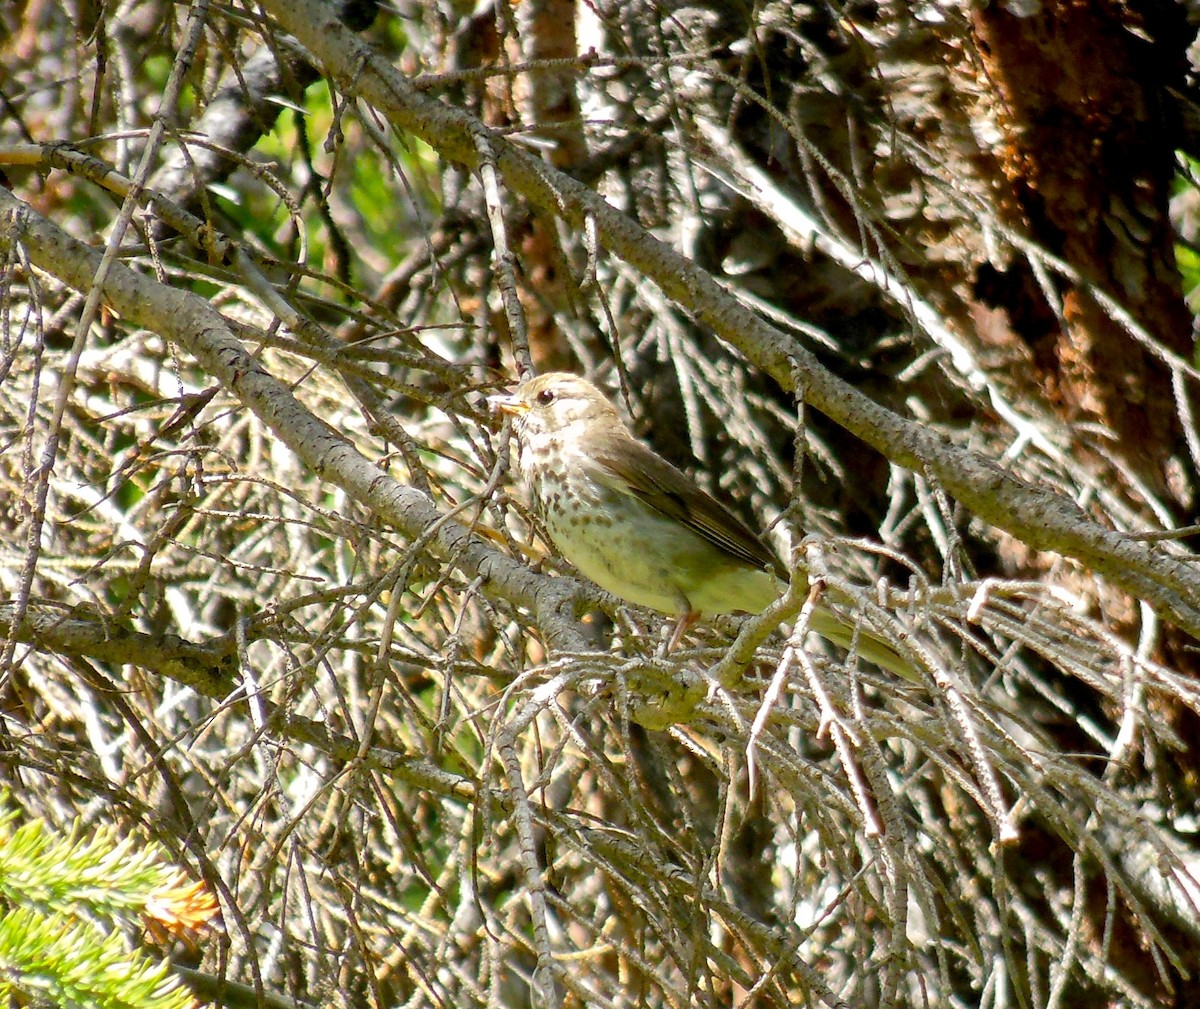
(1173, 154), (1200, 318)
(1179, 240), (1200, 313)
(0, 799), (202, 1009)
(239, 82), (442, 282)
(0, 908), (194, 1009)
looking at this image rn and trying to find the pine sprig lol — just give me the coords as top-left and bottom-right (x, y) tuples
(0, 807), (178, 919)
(0, 906), (197, 1009)
(0, 797), (216, 1009)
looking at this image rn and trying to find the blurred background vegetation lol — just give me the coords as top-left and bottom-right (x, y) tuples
(3, 2), (1200, 1007)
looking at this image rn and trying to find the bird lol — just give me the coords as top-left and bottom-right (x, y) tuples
(489, 371), (915, 677)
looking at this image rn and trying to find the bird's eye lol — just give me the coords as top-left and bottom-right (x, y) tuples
(535, 389), (556, 406)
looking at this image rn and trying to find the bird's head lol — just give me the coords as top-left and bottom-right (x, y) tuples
(488, 372), (625, 442)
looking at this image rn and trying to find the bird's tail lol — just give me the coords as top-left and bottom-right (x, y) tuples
(805, 607), (921, 684)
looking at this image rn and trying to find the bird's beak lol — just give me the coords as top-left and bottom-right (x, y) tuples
(487, 389), (528, 417)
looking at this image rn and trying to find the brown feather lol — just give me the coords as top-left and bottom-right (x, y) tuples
(582, 427), (785, 578)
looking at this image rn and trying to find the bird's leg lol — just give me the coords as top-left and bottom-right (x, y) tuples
(666, 609), (699, 653)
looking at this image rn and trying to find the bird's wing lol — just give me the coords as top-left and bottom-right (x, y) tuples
(586, 434), (783, 576)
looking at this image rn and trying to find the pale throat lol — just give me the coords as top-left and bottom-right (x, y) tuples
(517, 422), (590, 490)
